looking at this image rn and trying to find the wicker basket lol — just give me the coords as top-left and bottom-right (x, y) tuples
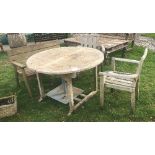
(0, 95), (17, 119)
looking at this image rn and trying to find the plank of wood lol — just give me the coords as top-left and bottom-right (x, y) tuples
(113, 57), (140, 64)
(74, 97), (82, 102)
(74, 91), (97, 110)
(105, 83), (135, 92)
(7, 40), (60, 56)
(99, 71), (138, 81)
(12, 61), (26, 68)
(17, 68), (35, 76)
(105, 77), (136, 87)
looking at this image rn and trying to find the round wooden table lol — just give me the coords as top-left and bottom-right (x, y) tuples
(27, 47), (104, 115)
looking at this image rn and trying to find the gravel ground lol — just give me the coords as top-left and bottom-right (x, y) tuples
(135, 36), (155, 51)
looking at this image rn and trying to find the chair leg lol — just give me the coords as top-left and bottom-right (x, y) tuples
(131, 91), (136, 112)
(136, 80), (139, 101)
(100, 76), (105, 107)
(21, 69), (32, 97)
(131, 40), (134, 48)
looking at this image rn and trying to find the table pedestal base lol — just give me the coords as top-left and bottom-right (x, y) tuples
(36, 66), (99, 115)
(46, 84), (84, 104)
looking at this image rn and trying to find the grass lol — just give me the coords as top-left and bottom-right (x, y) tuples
(0, 45), (155, 122)
(141, 33), (155, 39)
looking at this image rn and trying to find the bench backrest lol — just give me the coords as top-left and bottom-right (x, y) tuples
(7, 40), (60, 65)
(79, 34), (100, 48)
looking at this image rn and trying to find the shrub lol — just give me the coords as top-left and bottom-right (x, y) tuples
(0, 34), (8, 45)
(25, 33), (35, 42)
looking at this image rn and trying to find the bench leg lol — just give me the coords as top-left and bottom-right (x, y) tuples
(131, 40), (135, 48)
(13, 66), (20, 87)
(21, 69), (32, 97)
(131, 33), (136, 48)
(104, 52), (109, 65)
(121, 47), (127, 58)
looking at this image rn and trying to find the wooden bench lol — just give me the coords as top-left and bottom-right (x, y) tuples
(65, 33), (135, 49)
(7, 40), (60, 97)
(100, 33), (136, 49)
(64, 34), (129, 63)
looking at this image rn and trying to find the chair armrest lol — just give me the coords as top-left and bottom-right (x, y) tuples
(11, 61), (26, 69)
(111, 57), (140, 71)
(99, 71), (139, 80)
(112, 57), (140, 64)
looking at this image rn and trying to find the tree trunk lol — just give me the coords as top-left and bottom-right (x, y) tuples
(7, 33), (27, 48)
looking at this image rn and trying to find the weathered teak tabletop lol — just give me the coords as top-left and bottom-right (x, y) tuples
(64, 36), (129, 56)
(27, 47), (104, 115)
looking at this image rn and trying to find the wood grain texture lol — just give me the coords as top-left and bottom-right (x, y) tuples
(64, 36), (128, 51)
(27, 47), (104, 75)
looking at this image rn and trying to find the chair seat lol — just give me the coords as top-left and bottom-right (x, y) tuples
(103, 71), (137, 92)
(17, 67), (35, 76)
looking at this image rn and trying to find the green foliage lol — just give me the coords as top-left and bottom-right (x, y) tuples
(25, 33), (35, 42)
(0, 34), (8, 45)
(141, 33), (155, 39)
(0, 46), (155, 121)
(25, 33), (69, 42)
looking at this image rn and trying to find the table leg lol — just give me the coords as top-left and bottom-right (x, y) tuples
(36, 73), (45, 102)
(62, 79), (67, 95)
(63, 74), (75, 116)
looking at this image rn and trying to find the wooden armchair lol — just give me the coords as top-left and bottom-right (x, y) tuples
(99, 48), (148, 112)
